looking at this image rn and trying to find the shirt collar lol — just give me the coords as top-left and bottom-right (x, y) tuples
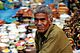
(37, 24), (54, 38)
(44, 24), (54, 38)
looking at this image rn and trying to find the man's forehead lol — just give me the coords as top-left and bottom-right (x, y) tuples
(35, 13), (48, 16)
(35, 13), (48, 19)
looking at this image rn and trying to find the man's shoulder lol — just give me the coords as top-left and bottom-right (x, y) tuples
(48, 24), (65, 38)
(51, 24), (64, 33)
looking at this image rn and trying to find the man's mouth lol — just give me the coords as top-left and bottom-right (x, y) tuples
(38, 27), (44, 30)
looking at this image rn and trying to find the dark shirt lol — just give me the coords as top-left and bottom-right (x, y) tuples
(35, 24), (73, 53)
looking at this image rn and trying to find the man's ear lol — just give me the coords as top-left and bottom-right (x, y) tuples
(49, 14), (53, 22)
(48, 18), (52, 25)
(50, 17), (53, 22)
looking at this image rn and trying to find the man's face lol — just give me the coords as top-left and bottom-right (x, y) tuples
(34, 13), (51, 33)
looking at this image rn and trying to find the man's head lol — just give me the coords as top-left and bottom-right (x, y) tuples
(33, 5), (52, 33)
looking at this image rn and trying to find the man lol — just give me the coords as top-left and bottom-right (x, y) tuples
(33, 5), (73, 53)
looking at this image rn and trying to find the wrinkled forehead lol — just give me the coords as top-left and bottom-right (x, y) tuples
(34, 13), (48, 17)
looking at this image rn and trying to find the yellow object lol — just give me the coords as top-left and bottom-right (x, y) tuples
(28, 38), (34, 42)
(34, 0), (44, 3)
(2, 48), (10, 53)
(8, 0), (13, 2)
(0, 1), (3, 4)
(17, 46), (24, 50)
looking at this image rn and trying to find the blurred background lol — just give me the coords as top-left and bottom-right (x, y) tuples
(0, 0), (80, 53)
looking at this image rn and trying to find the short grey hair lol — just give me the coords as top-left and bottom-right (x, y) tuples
(33, 5), (53, 19)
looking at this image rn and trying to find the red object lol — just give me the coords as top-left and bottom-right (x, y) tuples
(0, 20), (4, 25)
(15, 42), (21, 46)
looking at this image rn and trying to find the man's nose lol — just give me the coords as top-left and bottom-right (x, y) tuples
(38, 20), (42, 24)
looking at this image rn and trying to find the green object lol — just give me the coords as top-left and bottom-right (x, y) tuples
(35, 25), (73, 53)
(0, 1), (4, 9)
(8, 3), (14, 9)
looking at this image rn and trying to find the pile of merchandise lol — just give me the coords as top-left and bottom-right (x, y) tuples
(0, 23), (36, 53)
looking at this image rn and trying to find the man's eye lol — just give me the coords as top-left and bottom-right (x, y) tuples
(40, 18), (46, 20)
(34, 18), (46, 20)
(34, 18), (38, 20)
